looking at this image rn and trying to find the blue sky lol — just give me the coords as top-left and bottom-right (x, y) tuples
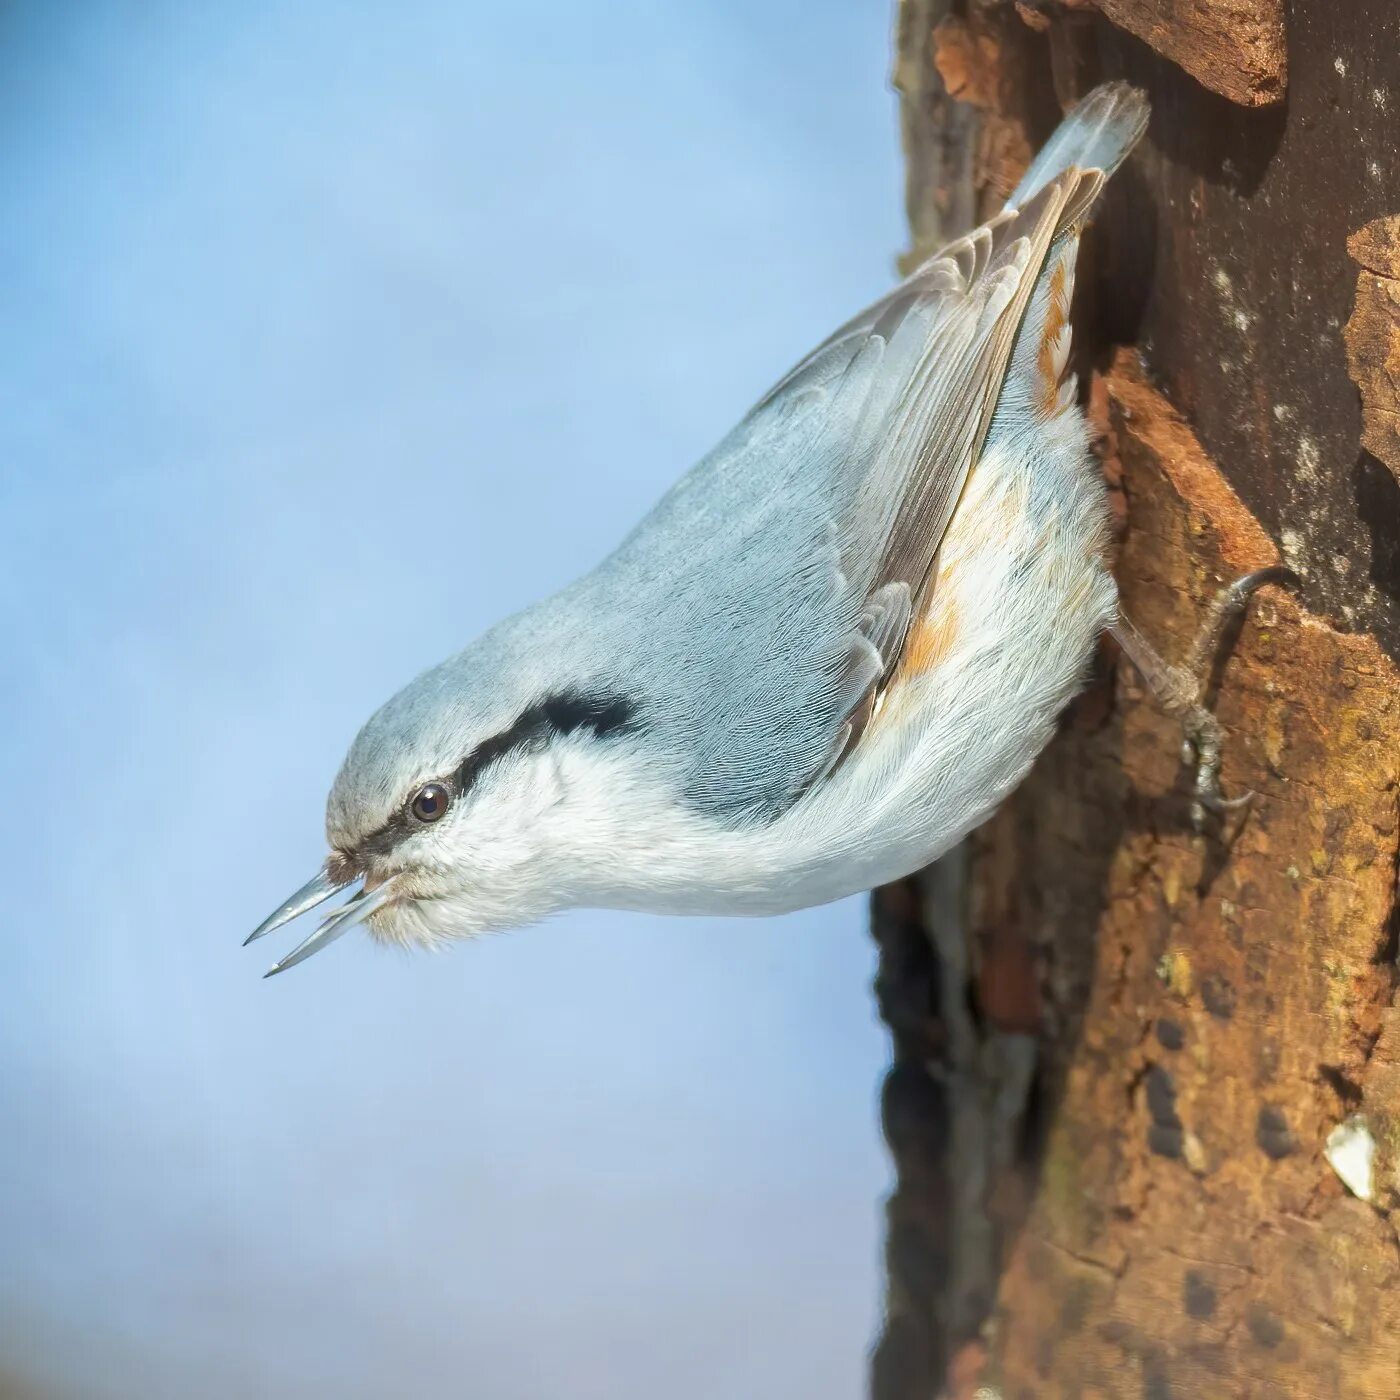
(0, 3), (905, 1396)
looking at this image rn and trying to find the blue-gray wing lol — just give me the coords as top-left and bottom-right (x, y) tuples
(594, 169), (1102, 823)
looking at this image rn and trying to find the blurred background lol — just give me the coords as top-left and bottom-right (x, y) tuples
(0, 2), (904, 1396)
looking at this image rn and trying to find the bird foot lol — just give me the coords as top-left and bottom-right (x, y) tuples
(1112, 566), (1298, 833)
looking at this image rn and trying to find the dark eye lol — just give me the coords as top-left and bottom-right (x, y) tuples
(409, 782), (450, 824)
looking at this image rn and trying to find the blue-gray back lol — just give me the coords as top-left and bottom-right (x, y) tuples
(470, 85), (1148, 825)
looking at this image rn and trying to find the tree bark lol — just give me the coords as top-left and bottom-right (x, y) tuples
(873, 4), (1400, 1397)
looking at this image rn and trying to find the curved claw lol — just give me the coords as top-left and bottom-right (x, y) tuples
(1175, 566), (1295, 833)
(1190, 735), (1257, 830)
(1185, 706), (1258, 831)
(1115, 565), (1294, 835)
(1190, 784), (1255, 834)
(1185, 565), (1300, 680)
(1226, 565), (1300, 601)
(1201, 786), (1257, 815)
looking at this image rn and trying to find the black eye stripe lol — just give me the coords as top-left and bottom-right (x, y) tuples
(454, 689), (639, 796)
(350, 690), (640, 861)
(540, 693), (635, 737)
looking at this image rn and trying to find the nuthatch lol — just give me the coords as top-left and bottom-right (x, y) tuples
(248, 83), (1288, 976)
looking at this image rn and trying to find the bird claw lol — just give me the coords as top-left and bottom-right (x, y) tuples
(1185, 714), (1257, 831)
(1202, 786), (1257, 815)
(1185, 565), (1300, 680)
(1114, 565), (1297, 834)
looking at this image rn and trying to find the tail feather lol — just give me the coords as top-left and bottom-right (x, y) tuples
(997, 84), (1149, 425)
(1008, 82), (1149, 210)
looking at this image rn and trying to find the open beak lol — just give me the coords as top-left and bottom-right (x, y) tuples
(246, 866), (396, 977)
(245, 868), (346, 945)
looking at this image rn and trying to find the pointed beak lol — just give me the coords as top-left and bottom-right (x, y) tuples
(246, 865), (398, 977)
(245, 867), (346, 945)
(261, 881), (396, 978)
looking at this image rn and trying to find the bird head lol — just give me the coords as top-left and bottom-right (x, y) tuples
(247, 618), (648, 975)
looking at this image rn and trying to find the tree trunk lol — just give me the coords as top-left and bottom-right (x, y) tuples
(871, 4), (1400, 1397)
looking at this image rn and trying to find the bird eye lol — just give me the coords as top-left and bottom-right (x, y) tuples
(409, 782), (450, 824)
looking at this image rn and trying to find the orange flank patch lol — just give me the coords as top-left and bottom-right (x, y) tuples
(899, 585), (961, 678)
(1036, 256), (1071, 417)
(875, 455), (1036, 733)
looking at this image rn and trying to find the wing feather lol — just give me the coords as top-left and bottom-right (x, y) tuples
(603, 168), (1105, 821)
(852, 169), (1102, 627)
(783, 167), (1102, 780)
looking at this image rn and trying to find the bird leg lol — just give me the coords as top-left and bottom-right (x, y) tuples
(1111, 566), (1298, 832)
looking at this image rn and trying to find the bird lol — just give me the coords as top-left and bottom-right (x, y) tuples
(248, 82), (1283, 977)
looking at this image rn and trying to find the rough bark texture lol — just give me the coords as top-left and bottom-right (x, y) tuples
(872, 3), (1400, 1397)
(1346, 217), (1400, 491)
(1088, 0), (1286, 106)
